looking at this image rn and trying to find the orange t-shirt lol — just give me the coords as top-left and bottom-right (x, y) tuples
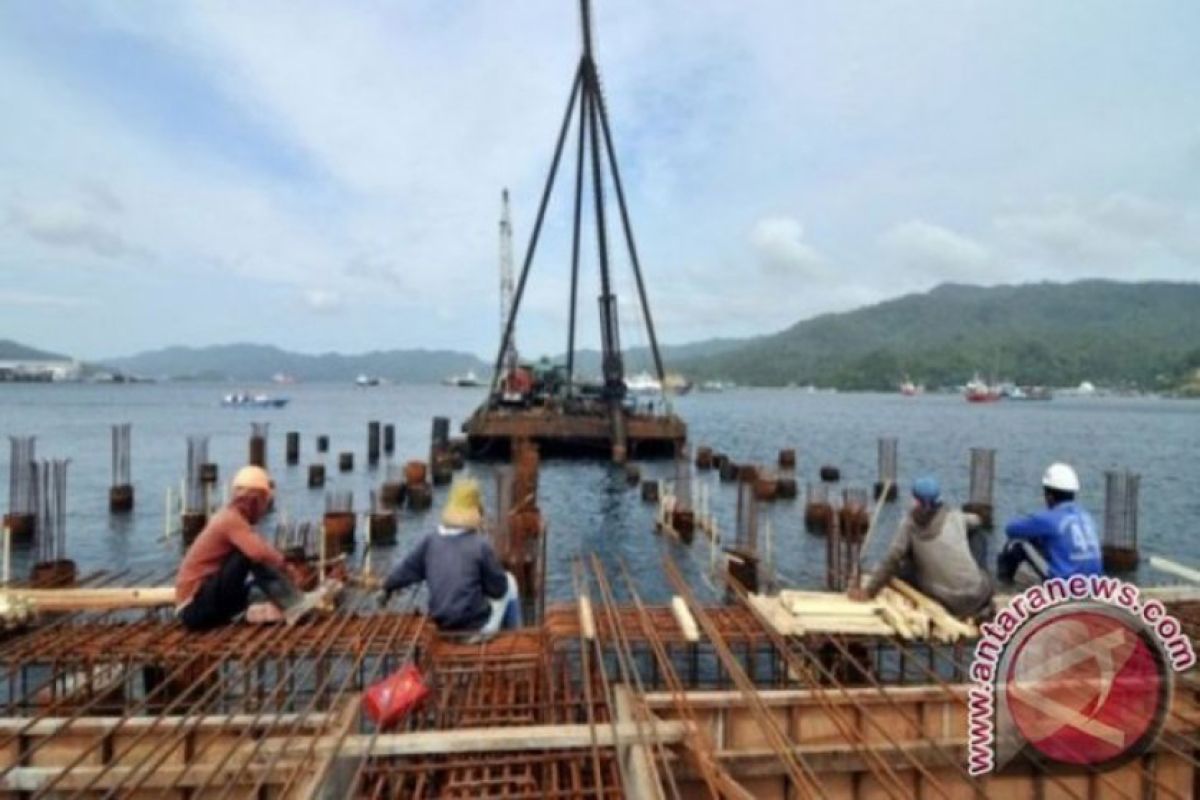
(175, 506), (287, 605)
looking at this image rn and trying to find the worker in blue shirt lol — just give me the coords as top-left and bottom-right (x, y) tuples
(997, 462), (1102, 586)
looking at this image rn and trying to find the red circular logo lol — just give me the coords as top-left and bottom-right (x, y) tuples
(1005, 608), (1168, 767)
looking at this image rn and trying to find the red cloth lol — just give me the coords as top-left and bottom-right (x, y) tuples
(175, 507), (286, 605)
(363, 664), (429, 729)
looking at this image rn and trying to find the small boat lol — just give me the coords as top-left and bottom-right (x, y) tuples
(698, 380), (730, 393)
(964, 374), (1000, 403)
(355, 374), (381, 387)
(271, 372), (296, 385)
(899, 377), (924, 396)
(663, 373), (693, 395)
(1004, 385), (1053, 401)
(222, 392), (289, 409)
(624, 371), (662, 396)
(443, 370), (483, 388)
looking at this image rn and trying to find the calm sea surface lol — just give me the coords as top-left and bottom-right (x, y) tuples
(1, 383), (1197, 604)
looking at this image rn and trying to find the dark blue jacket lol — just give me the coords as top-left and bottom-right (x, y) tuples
(1005, 501), (1102, 579)
(384, 527), (509, 631)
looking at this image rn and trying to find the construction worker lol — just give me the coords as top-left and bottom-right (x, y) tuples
(998, 462), (1101, 586)
(379, 478), (521, 634)
(175, 466), (320, 630)
(849, 476), (993, 619)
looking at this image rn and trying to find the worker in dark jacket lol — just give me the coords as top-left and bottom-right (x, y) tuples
(849, 476), (993, 619)
(380, 478), (520, 634)
(998, 462), (1101, 586)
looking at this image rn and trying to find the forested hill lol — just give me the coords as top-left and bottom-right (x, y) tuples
(677, 281), (1200, 390)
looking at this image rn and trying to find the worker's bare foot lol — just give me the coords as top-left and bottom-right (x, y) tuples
(247, 601), (285, 624)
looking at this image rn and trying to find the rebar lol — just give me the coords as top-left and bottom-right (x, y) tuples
(7, 436), (36, 515)
(184, 436), (209, 513)
(325, 490), (354, 514)
(967, 447), (995, 505)
(1103, 470), (1140, 550)
(877, 437), (897, 484)
(110, 424), (131, 487)
(34, 459), (69, 564)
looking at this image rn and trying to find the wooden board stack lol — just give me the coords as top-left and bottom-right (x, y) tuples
(748, 579), (978, 642)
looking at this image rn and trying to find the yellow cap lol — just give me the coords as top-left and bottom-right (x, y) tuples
(232, 465), (273, 498)
(441, 478), (483, 529)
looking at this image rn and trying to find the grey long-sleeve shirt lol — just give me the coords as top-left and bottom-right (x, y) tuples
(864, 506), (993, 618)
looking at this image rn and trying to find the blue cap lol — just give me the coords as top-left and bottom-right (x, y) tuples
(912, 476), (941, 504)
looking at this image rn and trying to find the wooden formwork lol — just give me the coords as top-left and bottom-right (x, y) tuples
(0, 706), (350, 798)
(647, 683), (1199, 799)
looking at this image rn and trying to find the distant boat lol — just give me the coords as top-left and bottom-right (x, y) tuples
(899, 377), (924, 396)
(443, 370), (483, 388)
(624, 371), (661, 396)
(1004, 385), (1053, 401)
(222, 392), (288, 409)
(965, 374), (1000, 403)
(355, 374), (381, 387)
(271, 372), (296, 385)
(698, 380), (731, 393)
(663, 373), (693, 395)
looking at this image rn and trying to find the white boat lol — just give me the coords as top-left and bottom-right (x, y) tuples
(443, 370), (483, 388)
(355, 374), (380, 387)
(222, 392), (288, 409)
(624, 371), (662, 396)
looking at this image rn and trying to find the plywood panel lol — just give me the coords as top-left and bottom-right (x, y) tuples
(28, 732), (103, 767)
(112, 730), (186, 767)
(796, 705), (854, 746)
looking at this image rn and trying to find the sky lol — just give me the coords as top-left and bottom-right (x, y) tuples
(1, 1), (1198, 362)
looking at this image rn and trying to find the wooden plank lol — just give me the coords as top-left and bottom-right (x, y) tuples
(578, 596), (596, 641)
(671, 596), (700, 642)
(644, 686), (973, 709)
(0, 713), (332, 736)
(614, 685), (667, 800)
(1, 586), (176, 612)
(1148, 555), (1200, 585)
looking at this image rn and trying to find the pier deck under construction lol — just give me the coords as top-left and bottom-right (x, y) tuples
(0, 565), (1196, 799)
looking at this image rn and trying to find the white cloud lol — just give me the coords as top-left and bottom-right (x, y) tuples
(301, 288), (343, 314)
(882, 220), (990, 278)
(994, 193), (1200, 272)
(749, 216), (825, 275)
(7, 202), (150, 261)
(0, 290), (92, 308)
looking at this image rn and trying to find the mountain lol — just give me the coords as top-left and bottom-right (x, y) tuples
(677, 280), (1200, 391)
(541, 338), (747, 378)
(103, 343), (490, 383)
(0, 339), (70, 361)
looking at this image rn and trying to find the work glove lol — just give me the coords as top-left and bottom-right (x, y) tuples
(377, 588), (393, 609)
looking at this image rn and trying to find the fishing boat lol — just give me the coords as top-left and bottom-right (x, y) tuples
(964, 374), (1000, 403)
(899, 377), (924, 396)
(221, 392), (289, 409)
(443, 370), (483, 388)
(355, 374), (381, 387)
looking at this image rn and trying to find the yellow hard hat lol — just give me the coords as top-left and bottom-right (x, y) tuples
(441, 478), (484, 529)
(232, 465), (273, 498)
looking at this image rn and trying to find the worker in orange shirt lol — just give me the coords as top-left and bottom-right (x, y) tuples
(175, 466), (321, 630)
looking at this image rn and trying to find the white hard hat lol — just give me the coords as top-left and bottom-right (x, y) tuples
(1042, 462), (1080, 494)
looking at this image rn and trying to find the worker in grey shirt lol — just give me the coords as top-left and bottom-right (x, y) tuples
(849, 476), (993, 619)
